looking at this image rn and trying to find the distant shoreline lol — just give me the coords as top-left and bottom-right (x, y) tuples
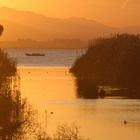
(0, 39), (88, 49)
(17, 66), (69, 69)
(2, 47), (87, 49)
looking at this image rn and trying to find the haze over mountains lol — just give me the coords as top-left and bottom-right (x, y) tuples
(0, 7), (140, 41)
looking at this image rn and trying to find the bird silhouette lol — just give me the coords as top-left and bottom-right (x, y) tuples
(124, 120), (127, 124)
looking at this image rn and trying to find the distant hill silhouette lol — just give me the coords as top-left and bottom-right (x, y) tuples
(0, 19), (48, 41)
(0, 7), (140, 41)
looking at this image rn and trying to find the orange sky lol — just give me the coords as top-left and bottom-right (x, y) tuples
(0, 0), (140, 27)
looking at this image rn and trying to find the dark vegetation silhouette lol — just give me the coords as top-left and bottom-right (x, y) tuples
(0, 76), (33, 140)
(71, 34), (140, 99)
(0, 25), (32, 140)
(0, 25), (17, 77)
(53, 123), (88, 140)
(75, 78), (99, 99)
(0, 49), (17, 77)
(0, 25), (4, 36)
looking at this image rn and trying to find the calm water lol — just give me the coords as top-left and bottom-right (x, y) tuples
(5, 48), (140, 139)
(3, 48), (85, 67)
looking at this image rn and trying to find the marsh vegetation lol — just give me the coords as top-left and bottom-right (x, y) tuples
(71, 34), (140, 98)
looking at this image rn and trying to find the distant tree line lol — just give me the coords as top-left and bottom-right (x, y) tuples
(70, 34), (140, 98)
(0, 38), (88, 49)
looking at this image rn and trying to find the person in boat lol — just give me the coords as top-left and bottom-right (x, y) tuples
(99, 87), (106, 98)
(25, 53), (45, 56)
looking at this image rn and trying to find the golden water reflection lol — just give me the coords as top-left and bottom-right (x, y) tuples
(19, 67), (140, 140)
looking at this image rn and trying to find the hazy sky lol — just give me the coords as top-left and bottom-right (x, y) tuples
(0, 0), (140, 27)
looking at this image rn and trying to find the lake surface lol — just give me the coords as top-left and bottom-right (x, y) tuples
(3, 48), (85, 67)
(5, 48), (140, 139)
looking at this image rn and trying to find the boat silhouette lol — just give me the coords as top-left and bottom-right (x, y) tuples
(25, 53), (45, 56)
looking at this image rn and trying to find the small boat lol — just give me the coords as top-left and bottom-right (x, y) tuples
(25, 53), (45, 56)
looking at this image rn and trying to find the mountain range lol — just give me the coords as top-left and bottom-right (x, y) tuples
(0, 7), (140, 41)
